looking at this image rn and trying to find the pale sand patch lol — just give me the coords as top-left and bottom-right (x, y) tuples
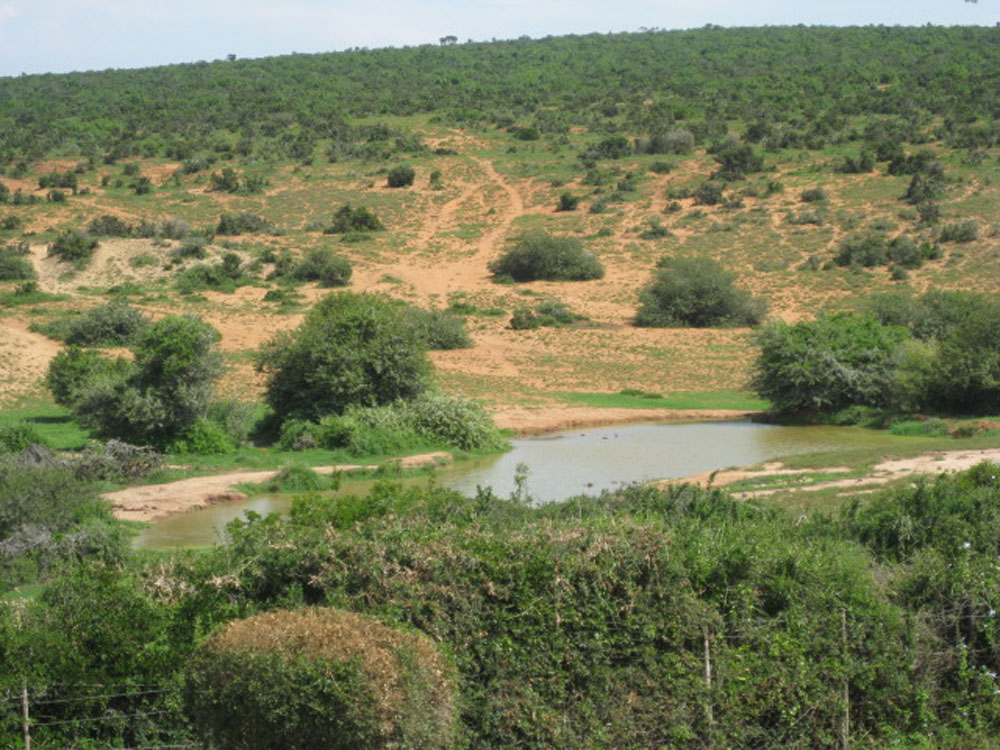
(0, 317), (62, 405)
(491, 405), (757, 435)
(105, 452), (452, 522)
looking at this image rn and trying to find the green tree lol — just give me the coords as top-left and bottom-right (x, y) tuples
(752, 313), (908, 414)
(489, 231), (604, 282)
(256, 292), (430, 422)
(635, 256), (767, 328)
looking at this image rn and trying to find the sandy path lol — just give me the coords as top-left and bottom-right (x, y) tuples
(0, 317), (63, 404)
(105, 452), (452, 522)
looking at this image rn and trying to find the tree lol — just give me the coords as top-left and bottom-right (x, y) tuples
(256, 292), (431, 422)
(635, 256), (767, 327)
(52, 316), (222, 446)
(489, 231), (604, 282)
(752, 313), (909, 414)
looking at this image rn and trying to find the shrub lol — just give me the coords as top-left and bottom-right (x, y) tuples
(257, 292), (430, 422)
(402, 307), (473, 350)
(510, 299), (587, 330)
(402, 391), (505, 452)
(48, 230), (99, 267)
(0, 422), (47, 453)
(86, 215), (133, 237)
(184, 608), (455, 750)
(216, 212), (273, 235)
(324, 205), (383, 234)
(635, 256), (767, 328)
(209, 167), (241, 193)
(63, 301), (149, 346)
(168, 418), (234, 454)
(0, 250), (35, 281)
(752, 313), (909, 414)
(712, 142), (763, 180)
(386, 165), (416, 188)
(693, 181), (724, 206)
(489, 231), (604, 282)
(170, 237), (208, 260)
(799, 187), (828, 203)
(291, 248), (352, 287)
(45, 347), (130, 406)
(556, 192), (580, 212)
(938, 220), (978, 243)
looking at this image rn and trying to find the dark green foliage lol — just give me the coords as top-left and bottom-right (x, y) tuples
(834, 234), (940, 271)
(693, 181), (723, 205)
(489, 231), (604, 282)
(171, 237), (207, 260)
(256, 292), (430, 422)
(38, 171), (78, 192)
(130, 176), (153, 195)
(291, 248), (352, 287)
(837, 150), (875, 173)
(86, 214), (133, 236)
(636, 256), (767, 328)
(752, 313), (909, 413)
(54, 316), (223, 446)
(556, 192), (579, 211)
(902, 163), (946, 205)
(0, 248), (35, 281)
(48, 230), (99, 266)
(581, 135), (631, 161)
(175, 255), (251, 294)
(711, 141), (763, 180)
(800, 186), (828, 203)
(386, 164), (416, 188)
(62, 301), (150, 346)
(324, 204), (384, 233)
(216, 212), (274, 235)
(209, 167), (241, 192)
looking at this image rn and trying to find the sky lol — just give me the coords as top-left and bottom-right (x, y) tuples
(0, 0), (995, 78)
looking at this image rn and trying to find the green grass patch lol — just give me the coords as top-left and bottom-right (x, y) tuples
(555, 390), (769, 411)
(0, 401), (92, 451)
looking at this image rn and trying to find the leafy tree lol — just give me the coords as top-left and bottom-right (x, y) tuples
(712, 141), (763, 180)
(489, 231), (604, 282)
(54, 316), (223, 446)
(256, 292), (431, 422)
(752, 313), (909, 414)
(635, 256), (767, 328)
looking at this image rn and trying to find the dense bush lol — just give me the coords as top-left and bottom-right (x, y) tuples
(693, 181), (724, 205)
(291, 248), (352, 287)
(48, 230), (98, 266)
(489, 231), (603, 282)
(712, 141), (763, 180)
(401, 306), (472, 350)
(256, 292), (430, 422)
(86, 214), (133, 236)
(636, 256), (767, 328)
(62, 301), (149, 346)
(752, 313), (908, 413)
(0, 249), (35, 281)
(184, 608), (456, 750)
(386, 165), (416, 187)
(939, 220), (978, 243)
(510, 299), (587, 329)
(324, 204), (383, 233)
(53, 316), (223, 446)
(216, 212), (274, 235)
(0, 422), (47, 453)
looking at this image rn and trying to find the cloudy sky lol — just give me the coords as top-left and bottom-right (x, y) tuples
(0, 0), (995, 77)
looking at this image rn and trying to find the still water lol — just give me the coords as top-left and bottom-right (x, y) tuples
(134, 421), (894, 550)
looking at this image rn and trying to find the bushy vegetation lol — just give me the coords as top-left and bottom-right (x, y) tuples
(47, 315), (223, 447)
(636, 256), (767, 327)
(289, 248), (352, 287)
(185, 608), (456, 750)
(510, 298), (588, 329)
(386, 165), (416, 188)
(324, 205), (384, 234)
(256, 292), (430, 423)
(0, 247), (35, 281)
(400, 306), (472, 350)
(47, 230), (98, 267)
(47, 301), (150, 346)
(489, 231), (604, 282)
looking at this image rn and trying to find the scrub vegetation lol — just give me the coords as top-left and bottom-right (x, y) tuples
(1, 24), (1000, 749)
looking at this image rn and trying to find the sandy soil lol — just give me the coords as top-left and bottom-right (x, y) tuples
(0, 317), (63, 405)
(105, 452), (452, 522)
(673, 448), (1000, 498)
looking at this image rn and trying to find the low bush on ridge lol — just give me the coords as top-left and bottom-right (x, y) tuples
(489, 231), (604, 282)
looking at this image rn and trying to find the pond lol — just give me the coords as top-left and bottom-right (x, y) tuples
(134, 420), (897, 550)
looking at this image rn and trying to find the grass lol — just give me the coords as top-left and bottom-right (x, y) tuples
(555, 390), (769, 411)
(0, 400), (92, 450)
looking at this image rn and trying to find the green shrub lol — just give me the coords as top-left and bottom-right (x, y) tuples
(45, 346), (132, 406)
(86, 215), (133, 237)
(168, 418), (234, 454)
(556, 192), (580, 212)
(48, 230), (99, 267)
(635, 256), (767, 327)
(0, 250), (35, 281)
(170, 237), (207, 260)
(799, 187), (828, 203)
(216, 212), (274, 235)
(712, 141), (763, 179)
(324, 205), (384, 233)
(752, 313), (909, 414)
(291, 248), (352, 287)
(402, 307), (472, 350)
(278, 418), (321, 451)
(206, 400), (256, 446)
(693, 181), (723, 205)
(510, 299), (587, 329)
(184, 608), (455, 750)
(938, 220), (978, 243)
(402, 391), (506, 452)
(489, 231), (604, 282)
(386, 165), (416, 188)
(63, 301), (149, 346)
(257, 292), (430, 422)
(0, 422), (48, 453)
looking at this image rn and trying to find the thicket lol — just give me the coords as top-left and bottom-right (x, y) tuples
(0, 247), (35, 281)
(489, 231), (604, 282)
(288, 248), (352, 287)
(755, 292), (1000, 415)
(47, 230), (98, 267)
(635, 256), (767, 328)
(323, 205), (383, 234)
(35, 301), (149, 346)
